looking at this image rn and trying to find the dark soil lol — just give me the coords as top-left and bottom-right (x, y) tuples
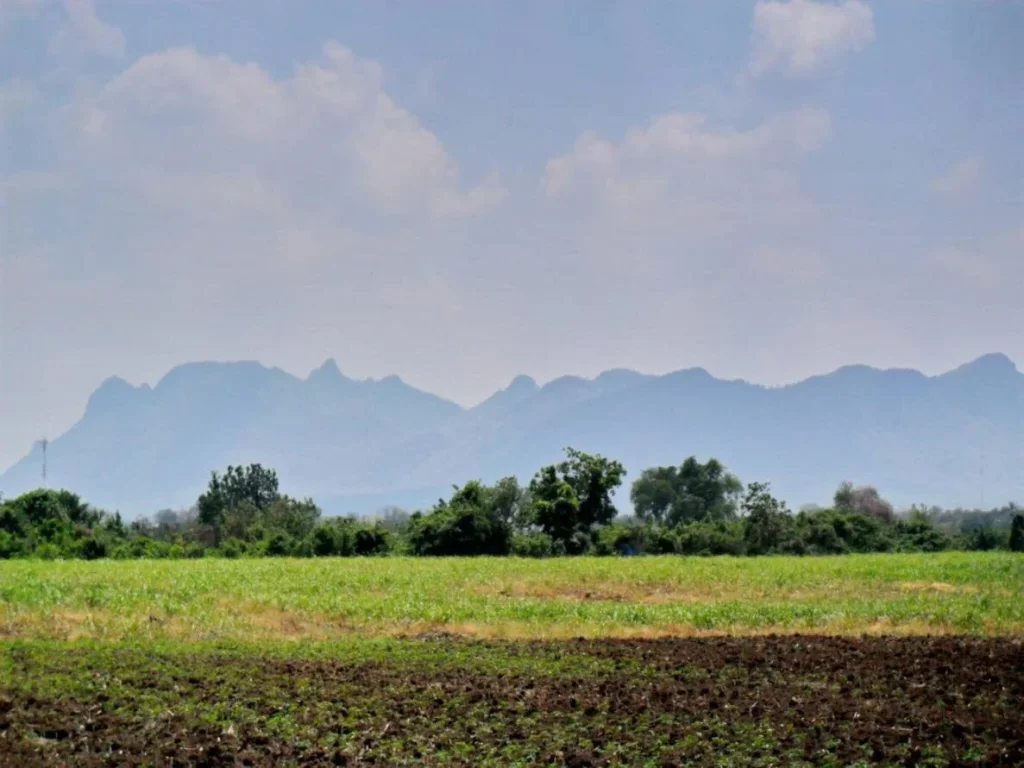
(1, 635), (1022, 766)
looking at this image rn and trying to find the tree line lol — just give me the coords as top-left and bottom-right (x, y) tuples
(2, 449), (1023, 559)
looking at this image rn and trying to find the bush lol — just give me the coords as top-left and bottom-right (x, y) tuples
(676, 520), (745, 556)
(34, 543), (61, 560)
(184, 542), (206, 559)
(792, 508), (895, 555)
(168, 544), (185, 559)
(647, 528), (680, 554)
(408, 504), (511, 557)
(291, 537), (314, 557)
(1011, 515), (1024, 553)
(969, 527), (1007, 552)
(264, 532), (294, 557)
(0, 530), (22, 559)
(311, 524), (340, 556)
(594, 524), (648, 556)
(109, 544), (133, 560)
(895, 512), (951, 552)
(75, 536), (108, 560)
(511, 533), (554, 558)
(218, 537), (245, 559)
(353, 525), (391, 556)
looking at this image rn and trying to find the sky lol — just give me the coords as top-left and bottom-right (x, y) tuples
(1, 0), (1022, 472)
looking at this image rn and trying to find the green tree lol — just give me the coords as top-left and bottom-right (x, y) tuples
(262, 497), (321, 541)
(197, 463), (281, 543)
(407, 480), (513, 556)
(895, 510), (951, 552)
(742, 482), (794, 555)
(527, 448), (625, 553)
(1009, 514), (1024, 553)
(490, 476), (530, 531)
(631, 457), (742, 525)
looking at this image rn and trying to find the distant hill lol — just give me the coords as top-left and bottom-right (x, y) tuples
(2, 354), (1022, 516)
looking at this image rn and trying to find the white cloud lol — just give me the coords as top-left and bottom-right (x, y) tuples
(69, 43), (503, 220)
(931, 156), (982, 198)
(48, 0), (125, 59)
(543, 108), (830, 222)
(751, 0), (875, 77)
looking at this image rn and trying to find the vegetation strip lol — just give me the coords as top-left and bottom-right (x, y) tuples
(1, 552), (1022, 640)
(3, 455), (1023, 562)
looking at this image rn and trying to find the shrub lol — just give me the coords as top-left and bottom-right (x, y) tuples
(264, 532), (293, 557)
(311, 524), (340, 556)
(34, 543), (61, 560)
(353, 525), (391, 556)
(218, 537), (245, 559)
(594, 524), (648, 556)
(75, 536), (108, 560)
(1009, 514), (1024, 553)
(408, 503), (511, 557)
(0, 530), (22, 559)
(511, 533), (554, 558)
(895, 512), (952, 552)
(109, 544), (133, 560)
(184, 542), (206, 559)
(970, 527), (1007, 552)
(677, 520), (745, 556)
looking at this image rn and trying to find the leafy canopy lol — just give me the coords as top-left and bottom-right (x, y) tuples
(630, 457), (742, 525)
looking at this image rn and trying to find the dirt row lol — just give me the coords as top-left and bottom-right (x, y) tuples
(2, 635), (1022, 766)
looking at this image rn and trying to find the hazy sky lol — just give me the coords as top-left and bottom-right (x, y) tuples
(1, 0), (1022, 472)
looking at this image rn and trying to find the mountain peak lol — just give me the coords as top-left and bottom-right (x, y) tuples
(507, 374), (539, 394)
(596, 368), (648, 389)
(84, 376), (144, 416)
(308, 358), (343, 381)
(947, 353), (1018, 379)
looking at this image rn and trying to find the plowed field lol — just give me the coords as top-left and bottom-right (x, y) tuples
(2, 635), (1022, 766)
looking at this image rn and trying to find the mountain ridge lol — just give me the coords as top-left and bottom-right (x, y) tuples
(2, 354), (1021, 516)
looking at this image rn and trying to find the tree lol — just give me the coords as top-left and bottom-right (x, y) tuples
(1010, 514), (1024, 553)
(834, 482), (894, 521)
(407, 480), (513, 556)
(631, 457), (742, 526)
(262, 497), (321, 541)
(742, 482), (794, 555)
(528, 466), (583, 551)
(490, 476), (530, 531)
(527, 448), (625, 552)
(198, 464), (281, 543)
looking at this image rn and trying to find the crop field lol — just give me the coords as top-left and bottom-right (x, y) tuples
(1, 552), (1022, 641)
(2, 553), (1023, 765)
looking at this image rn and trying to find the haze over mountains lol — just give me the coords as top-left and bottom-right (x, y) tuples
(2, 354), (1022, 517)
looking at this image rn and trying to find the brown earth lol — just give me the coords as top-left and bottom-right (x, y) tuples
(1, 635), (1022, 766)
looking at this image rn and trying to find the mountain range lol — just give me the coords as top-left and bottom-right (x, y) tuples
(2, 354), (1022, 517)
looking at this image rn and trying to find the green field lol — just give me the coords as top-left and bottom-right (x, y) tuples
(3, 553), (1023, 765)
(1, 552), (1021, 641)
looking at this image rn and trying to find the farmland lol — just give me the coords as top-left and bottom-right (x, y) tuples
(1, 552), (1022, 641)
(2, 553), (1023, 765)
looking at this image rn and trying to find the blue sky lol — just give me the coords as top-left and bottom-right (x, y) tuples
(1, 0), (1022, 471)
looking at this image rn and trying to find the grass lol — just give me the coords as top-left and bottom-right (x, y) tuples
(0, 552), (1021, 641)
(2, 554), (1023, 765)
